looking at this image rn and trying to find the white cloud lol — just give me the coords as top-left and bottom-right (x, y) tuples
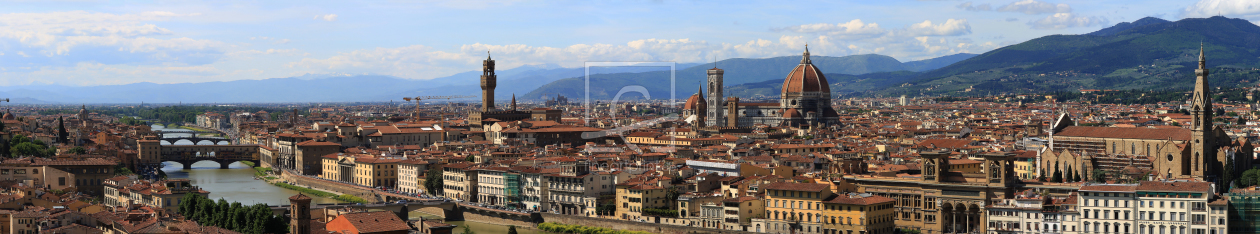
(997, 0), (1072, 15)
(0, 11), (225, 65)
(316, 14), (338, 22)
(228, 48), (304, 57)
(1029, 13), (1109, 29)
(906, 19), (972, 36)
(1181, 0), (1260, 21)
(773, 19), (886, 39)
(957, 2), (992, 11)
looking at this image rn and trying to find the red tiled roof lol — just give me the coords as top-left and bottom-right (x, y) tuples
(334, 211), (411, 233)
(824, 194), (896, 205)
(1057, 126), (1191, 141)
(1135, 181), (1212, 192)
(764, 182), (829, 192)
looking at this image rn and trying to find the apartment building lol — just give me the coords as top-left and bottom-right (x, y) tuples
(441, 163), (476, 201)
(764, 182), (834, 234)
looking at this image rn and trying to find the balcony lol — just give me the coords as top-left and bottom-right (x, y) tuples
(1193, 221), (1206, 225)
(726, 210), (739, 215)
(725, 218), (739, 223)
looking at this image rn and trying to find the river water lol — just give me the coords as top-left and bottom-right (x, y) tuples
(151, 124), (550, 233)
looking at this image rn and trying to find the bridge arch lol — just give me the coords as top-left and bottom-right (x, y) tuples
(164, 160), (251, 170)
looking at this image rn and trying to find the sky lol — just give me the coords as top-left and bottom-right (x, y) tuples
(0, 0), (1250, 86)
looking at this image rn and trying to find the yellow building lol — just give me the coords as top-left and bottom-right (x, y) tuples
(722, 196), (766, 232)
(353, 157), (400, 188)
(948, 159), (982, 173)
(1014, 151), (1037, 179)
(615, 183), (669, 221)
(763, 182), (833, 234)
(821, 193), (897, 234)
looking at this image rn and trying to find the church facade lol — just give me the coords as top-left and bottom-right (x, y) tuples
(1041, 47), (1252, 187)
(684, 47), (840, 128)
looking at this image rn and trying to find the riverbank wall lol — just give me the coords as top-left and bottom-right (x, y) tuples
(279, 173), (382, 203)
(536, 213), (759, 234)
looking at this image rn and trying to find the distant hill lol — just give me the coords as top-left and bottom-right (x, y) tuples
(0, 63), (702, 104)
(524, 53), (975, 100)
(877, 16), (1260, 97)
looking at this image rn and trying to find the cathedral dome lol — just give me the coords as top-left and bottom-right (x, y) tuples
(684, 93), (704, 110)
(781, 46), (831, 95)
(782, 108), (801, 118)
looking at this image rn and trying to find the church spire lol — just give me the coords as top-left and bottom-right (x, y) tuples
(1198, 44), (1206, 70)
(801, 44), (812, 64)
(510, 93), (517, 111)
(1188, 43), (1215, 179)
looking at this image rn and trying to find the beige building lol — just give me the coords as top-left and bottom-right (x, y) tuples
(441, 163), (475, 201)
(104, 178), (209, 211)
(397, 159), (429, 195)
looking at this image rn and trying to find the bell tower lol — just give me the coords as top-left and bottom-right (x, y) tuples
(982, 152), (1013, 186)
(921, 151), (949, 183)
(706, 66), (724, 127)
(1189, 45), (1215, 179)
(289, 193), (312, 234)
(481, 52), (497, 112)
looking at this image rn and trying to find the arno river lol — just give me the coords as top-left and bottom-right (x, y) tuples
(152, 124), (548, 234)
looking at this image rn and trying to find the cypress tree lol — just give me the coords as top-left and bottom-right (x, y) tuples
(56, 116), (67, 144)
(1065, 166), (1075, 182)
(1052, 162), (1063, 183)
(1224, 156), (1235, 192)
(0, 120), (8, 157)
(1073, 168), (1082, 182)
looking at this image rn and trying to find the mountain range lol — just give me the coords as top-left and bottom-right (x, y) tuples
(874, 16), (1260, 97)
(5, 16), (1255, 103)
(521, 53), (975, 100)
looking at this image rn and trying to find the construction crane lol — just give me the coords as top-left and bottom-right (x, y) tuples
(402, 95), (476, 114)
(402, 95), (475, 142)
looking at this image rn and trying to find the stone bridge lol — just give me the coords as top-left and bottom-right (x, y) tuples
(155, 129), (231, 145)
(269, 200), (463, 221)
(157, 145), (260, 169)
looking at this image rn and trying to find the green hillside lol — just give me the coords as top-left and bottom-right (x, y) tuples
(880, 16), (1260, 97)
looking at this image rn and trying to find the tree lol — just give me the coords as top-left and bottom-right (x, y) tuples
(1052, 162), (1063, 183)
(56, 116), (67, 144)
(1065, 166), (1075, 182)
(212, 199), (230, 227)
(1092, 169), (1109, 183)
(247, 204), (273, 234)
(508, 225), (518, 234)
(463, 225), (475, 234)
(1242, 169), (1260, 188)
(465, 155), (476, 162)
(179, 193), (203, 218)
(424, 166), (444, 195)
(196, 197), (215, 224)
(67, 147), (86, 154)
(0, 120), (8, 157)
(1224, 157), (1236, 192)
(227, 202), (245, 231)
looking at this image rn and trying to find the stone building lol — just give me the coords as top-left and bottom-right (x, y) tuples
(684, 46), (840, 128)
(1042, 48), (1253, 185)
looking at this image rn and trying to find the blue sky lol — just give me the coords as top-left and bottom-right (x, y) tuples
(0, 0), (1248, 86)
